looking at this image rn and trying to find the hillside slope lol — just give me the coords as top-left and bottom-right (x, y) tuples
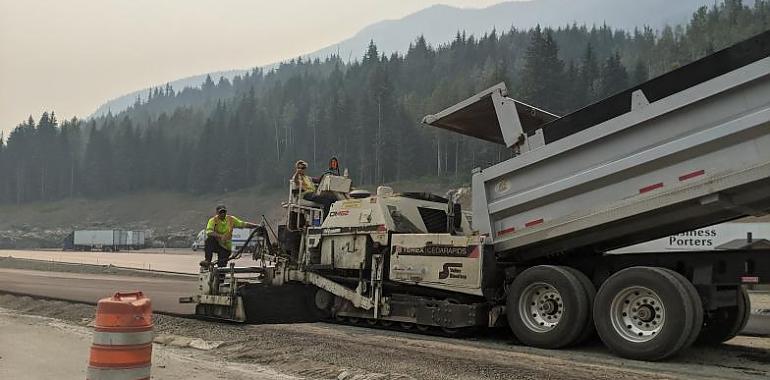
(0, 178), (465, 249)
(0, 189), (284, 249)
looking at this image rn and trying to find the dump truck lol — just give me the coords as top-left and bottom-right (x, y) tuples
(181, 31), (770, 361)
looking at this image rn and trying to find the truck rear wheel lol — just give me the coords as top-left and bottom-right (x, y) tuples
(507, 265), (591, 349)
(594, 267), (698, 361)
(697, 286), (750, 345)
(663, 268), (703, 350)
(563, 267), (597, 345)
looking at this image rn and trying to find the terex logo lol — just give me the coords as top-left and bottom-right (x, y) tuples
(438, 263), (464, 279)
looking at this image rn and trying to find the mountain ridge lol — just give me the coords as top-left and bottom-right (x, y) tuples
(90, 0), (714, 118)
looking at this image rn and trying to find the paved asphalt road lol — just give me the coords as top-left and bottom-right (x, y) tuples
(0, 248), (257, 273)
(0, 268), (197, 314)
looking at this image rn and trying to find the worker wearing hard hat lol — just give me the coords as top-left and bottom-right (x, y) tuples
(203, 204), (258, 267)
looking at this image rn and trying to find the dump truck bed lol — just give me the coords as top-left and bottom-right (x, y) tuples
(424, 31), (770, 262)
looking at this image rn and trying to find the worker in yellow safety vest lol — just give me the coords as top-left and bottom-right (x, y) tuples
(203, 204), (258, 267)
(292, 160), (316, 194)
(291, 159), (336, 219)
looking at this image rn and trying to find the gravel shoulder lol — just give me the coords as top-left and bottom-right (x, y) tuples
(0, 293), (768, 380)
(0, 306), (294, 380)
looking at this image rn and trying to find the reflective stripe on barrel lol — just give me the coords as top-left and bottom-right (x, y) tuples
(89, 344), (152, 368)
(92, 328), (154, 346)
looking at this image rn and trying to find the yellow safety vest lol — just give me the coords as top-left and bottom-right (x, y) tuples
(296, 174), (316, 193)
(205, 215), (245, 250)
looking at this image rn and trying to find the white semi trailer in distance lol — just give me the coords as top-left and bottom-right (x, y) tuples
(65, 229), (146, 251)
(192, 228), (258, 253)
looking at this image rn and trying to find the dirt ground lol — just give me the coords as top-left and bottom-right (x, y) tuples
(0, 307), (296, 380)
(751, 291), (770, 310)
(0, 292), (768, 380)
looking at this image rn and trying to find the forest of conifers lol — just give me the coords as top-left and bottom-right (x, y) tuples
(1, 0), (769, 204)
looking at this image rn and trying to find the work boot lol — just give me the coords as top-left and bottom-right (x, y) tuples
(199, 260), (213, 272)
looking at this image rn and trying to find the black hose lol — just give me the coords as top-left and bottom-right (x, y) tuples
(228, 226), (262, 262)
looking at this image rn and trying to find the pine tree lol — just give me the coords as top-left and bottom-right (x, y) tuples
(82, 123), (114, 196)
(3, 3), (769, 204)
(0, 133), (6, 203)
(598, 52), (630, 98)
(111, 116), (137, 193)
(631, 59), (649, 85)
(58, 117), (83, 198)
(202, 74), (216, 92)
(519, 26), (565, 112)
(579, 43), (600, 102)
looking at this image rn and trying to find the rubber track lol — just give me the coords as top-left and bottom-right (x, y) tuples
(238, 285), (481, 337)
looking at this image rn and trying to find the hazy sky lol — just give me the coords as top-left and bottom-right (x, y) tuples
(0, 0), (510, 136)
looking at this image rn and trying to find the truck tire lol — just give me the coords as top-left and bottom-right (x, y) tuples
(506, 265), (590, 349)
(697, 286), (750, 345)
(660, 268), (703, 350)
(736, 286), (752, 334)
(563, 267), (596, 345)
(594, 266), (697, 361)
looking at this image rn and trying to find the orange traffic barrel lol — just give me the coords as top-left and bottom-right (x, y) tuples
(87, 291), (153, 380)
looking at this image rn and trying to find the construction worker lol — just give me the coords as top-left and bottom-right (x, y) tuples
(292, 160), (316, 194)
(291, 159), (335, 219)
(326, 156), (341, 176)
(203, 204), (258, 267)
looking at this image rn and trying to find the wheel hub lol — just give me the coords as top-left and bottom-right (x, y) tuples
(519, 282), (564, 332)
(637, 305), (655, 322)
(610, 286), (665, 343)
(542, 299), (558, 314)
